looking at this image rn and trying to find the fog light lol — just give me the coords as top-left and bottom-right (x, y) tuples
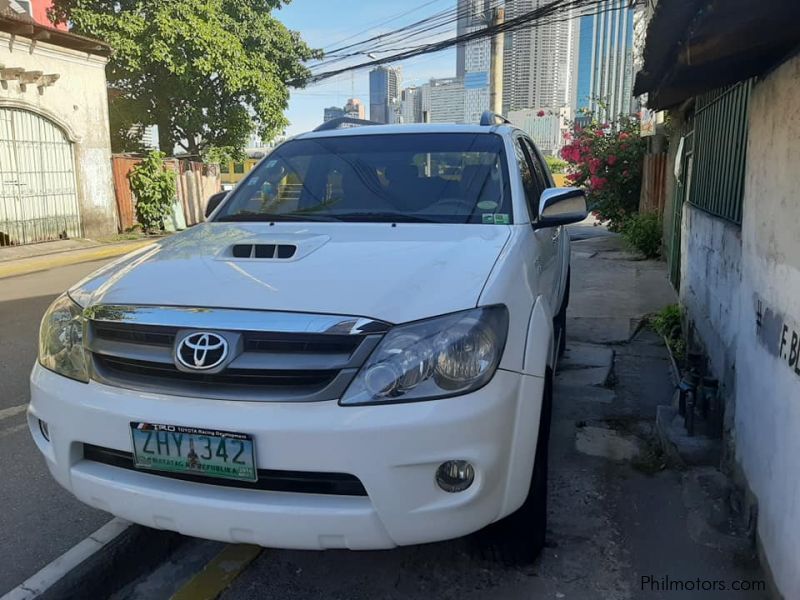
(436, 460), (475, 493)
(38, 419), (50, 441)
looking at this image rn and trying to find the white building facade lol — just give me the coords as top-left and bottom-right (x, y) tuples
(0, 12), (116, 244)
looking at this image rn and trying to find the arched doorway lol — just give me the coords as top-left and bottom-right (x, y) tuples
(0, 107), (81, 246)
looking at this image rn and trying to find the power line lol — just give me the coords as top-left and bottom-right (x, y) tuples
(300, 0), (624, 85)
(318, 0), (450, 52)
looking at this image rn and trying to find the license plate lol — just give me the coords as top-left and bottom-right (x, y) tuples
(129, 422), (257, 482)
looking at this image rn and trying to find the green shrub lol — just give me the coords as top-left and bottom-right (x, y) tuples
(129, 151), (176, 233)
(622, 212), (662, 258)
(651, 304), (685, 359)
(544, 155), (568, 174)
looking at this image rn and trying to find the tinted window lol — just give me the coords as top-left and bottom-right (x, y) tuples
(514, 138), (539, 218)
(215, 133), (512, 224)
(523, 139), (550, 194)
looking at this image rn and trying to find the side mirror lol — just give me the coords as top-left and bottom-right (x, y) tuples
(535, 187), (587, 229)
(205, 191), (227, 219)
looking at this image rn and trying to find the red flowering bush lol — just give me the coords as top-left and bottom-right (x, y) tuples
(559, 114), (646, 230)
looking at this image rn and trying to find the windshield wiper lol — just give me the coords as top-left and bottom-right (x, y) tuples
(216, 212), (340, 222)
(332, 212), (438, 223)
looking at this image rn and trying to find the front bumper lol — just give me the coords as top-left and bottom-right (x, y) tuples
(28, 363), (544, 550)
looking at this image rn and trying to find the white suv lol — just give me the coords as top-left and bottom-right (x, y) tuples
(29, 115), (586, 561)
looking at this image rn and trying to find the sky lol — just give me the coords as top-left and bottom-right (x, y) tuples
(276, 0), (458, 136)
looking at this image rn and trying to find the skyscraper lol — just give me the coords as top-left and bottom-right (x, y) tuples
(399, 87), (422, 124)
(424, 77), (466, 124)
(456, 0), (491, 123)
(575, 0), (636, 119)
(369, 66), (401, 124)
(502, 0), (579, 114)
(344, 98), (365, 120)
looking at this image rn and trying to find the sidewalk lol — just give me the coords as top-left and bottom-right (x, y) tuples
(0, 237), (158, 280)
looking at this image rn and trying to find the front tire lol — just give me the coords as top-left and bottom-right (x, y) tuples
(472, 369), (553, 564)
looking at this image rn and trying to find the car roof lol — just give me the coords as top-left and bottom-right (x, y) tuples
(294, 122), (519, 140)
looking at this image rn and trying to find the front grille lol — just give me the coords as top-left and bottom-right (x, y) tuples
(93, 322), (176, 347)
(83, 444), (368, 496)
(95, 355), (337, 388)
(243, 333), (361, 355)
(84, 306), (387, 402)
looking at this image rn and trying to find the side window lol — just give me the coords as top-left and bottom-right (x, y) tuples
(523, 139), (550, 194)
(514, 139), (538, 218)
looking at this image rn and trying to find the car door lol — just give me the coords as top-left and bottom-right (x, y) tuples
(518, 136), (560, 314)
(512, 134), (553, 309)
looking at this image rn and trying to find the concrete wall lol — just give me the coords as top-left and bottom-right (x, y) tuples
(679, 203), (742, 404)
(734, 54), (800, 600)
(0, 32), (116, 237)
(680, 53), (800, 598)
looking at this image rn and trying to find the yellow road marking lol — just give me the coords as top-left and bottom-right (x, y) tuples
(170, 544), (262, 600)
(0, 240), (154, 280)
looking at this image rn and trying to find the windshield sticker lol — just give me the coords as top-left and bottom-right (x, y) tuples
(482, 213), (510, 225)
(477, 200), (498, 211)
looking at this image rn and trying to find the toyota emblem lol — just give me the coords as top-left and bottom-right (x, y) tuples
(175, 332), (229, 371)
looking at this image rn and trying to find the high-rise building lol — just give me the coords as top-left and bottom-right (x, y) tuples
(456, 0), (491, 123)
(369, 66), (401, 124)
(502, 0), (579, 114)
(424, 77), (465, 124)
(344, 98), (365, 120)
(323, 106), (345, 122)
(399, 87), (422, 124)
(575, 0), (636, 119)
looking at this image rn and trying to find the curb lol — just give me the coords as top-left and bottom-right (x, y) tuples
(1, 519), (185, 600)
(0, 240), (155, 280)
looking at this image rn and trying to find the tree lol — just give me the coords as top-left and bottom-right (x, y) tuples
(50, 0), (318, 156)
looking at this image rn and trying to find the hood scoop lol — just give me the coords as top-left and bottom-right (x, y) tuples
(220, 233), (331, 262)
(232, 243), (296, 259)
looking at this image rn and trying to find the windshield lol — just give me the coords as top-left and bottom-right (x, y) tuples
(214, 133), (512, 224)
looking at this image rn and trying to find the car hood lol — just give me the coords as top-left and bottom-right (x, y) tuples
(70, 222), (511, 324)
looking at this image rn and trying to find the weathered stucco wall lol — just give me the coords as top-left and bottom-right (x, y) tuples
(735, 54), (800, 600)
(679, 203), (742, 403)
(0, 32), (116, 237)
(678, 53), (800, 598)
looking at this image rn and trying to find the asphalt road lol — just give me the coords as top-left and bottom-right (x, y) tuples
(0, 259), (112, 596)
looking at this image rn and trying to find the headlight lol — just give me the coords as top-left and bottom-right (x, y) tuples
(341, 306), (508, 405)
(38, 294), (89, 383)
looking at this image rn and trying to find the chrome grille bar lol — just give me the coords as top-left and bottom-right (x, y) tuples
(84, 305), (389, 402)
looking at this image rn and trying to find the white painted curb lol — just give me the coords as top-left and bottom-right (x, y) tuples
(1, 518), (131, 600)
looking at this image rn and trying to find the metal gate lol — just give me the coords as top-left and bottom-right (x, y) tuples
(668, 126), (693, 290)
(0, 108), (81, 246)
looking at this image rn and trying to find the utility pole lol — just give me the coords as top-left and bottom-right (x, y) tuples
(489, 6), (505, 115)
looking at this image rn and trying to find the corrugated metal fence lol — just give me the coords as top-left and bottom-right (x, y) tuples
(111, 156), (220, 231)
(688, 79), (753, 225)
(638, 154), (668, 215)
